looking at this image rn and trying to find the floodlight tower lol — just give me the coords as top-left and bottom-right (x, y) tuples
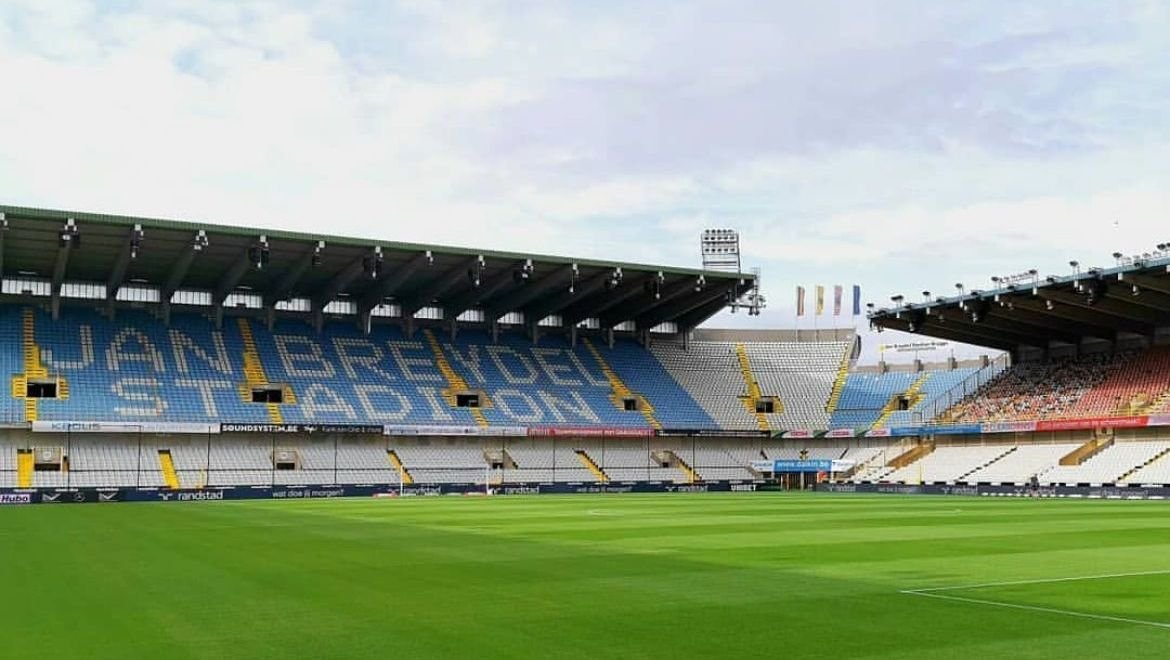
(701, 229), (765, 316)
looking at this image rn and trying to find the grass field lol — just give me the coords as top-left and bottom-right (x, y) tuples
(2, 493), (1169, 659)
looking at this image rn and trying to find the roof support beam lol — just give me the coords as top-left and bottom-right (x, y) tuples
(105, 224), (143, 314)
(562, 274), (655, 327)
(486, 263), (577, 322)
(399, 255), (483, 319)
(1104, 287), (1170, 313)
(1118, 272), (1170, 297)
(213, 250), (255, 307)
(314, 247), (382, 315)
(880, 316), (1018, 353)
(602, 277), (699, 328)
(0, 212), (8, 292)
(524, 268), (621, 325)
(442, 261), (526, 325)
(636, 284), (734, 330)
(1035, 289), (1160, 331)
(1006, 299), (1127, 339)
(675, 297), (731, 334)
(932, 306), (1081, 345)
(356, 250), (434, 321)
(50, 219), (78, 320)
(160, 230), (208, 324)
(266, 241), (324, 307)
(927, 308), (1054, 347)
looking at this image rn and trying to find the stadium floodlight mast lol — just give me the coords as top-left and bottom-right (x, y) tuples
(702, 229), (765, 316)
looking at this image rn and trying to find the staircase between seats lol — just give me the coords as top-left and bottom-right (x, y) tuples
(582, 339), (661, 430)
(423, 329), (490, 428)
(734, 344), (771, 431)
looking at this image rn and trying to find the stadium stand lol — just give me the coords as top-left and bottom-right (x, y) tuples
(941, 353), (1127, 423)
(882, 444), (1014, 483)
(936, 348), (1170, 424)
(1042, 441), (1170, 486)
(651, 339), (851, 431)
(5, 307), (723, 428)
(963, 442), (1080, 484)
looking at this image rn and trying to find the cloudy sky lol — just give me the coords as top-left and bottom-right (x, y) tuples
(2, 1), (1169, 362)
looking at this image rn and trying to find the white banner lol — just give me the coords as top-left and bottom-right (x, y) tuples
(879, 341), (950, 354)
(31, 421), (220, 434)
(383, 425), (527, 437)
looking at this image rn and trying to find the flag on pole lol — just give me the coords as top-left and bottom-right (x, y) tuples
(815, 285), (825, 316)
(796, 286), (806, 317)
(833, 285), (843, 316)
(852, 285), (862, 316)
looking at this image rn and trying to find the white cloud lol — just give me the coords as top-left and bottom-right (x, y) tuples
(0, 0), (1168, 364)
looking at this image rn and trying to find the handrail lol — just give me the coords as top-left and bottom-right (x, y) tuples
(912, 354), (1012, 425)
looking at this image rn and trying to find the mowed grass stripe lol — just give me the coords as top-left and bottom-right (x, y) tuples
(2, 494), (1169, 659)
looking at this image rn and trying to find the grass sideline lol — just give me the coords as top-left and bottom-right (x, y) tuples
(1, 493), (1169, 659)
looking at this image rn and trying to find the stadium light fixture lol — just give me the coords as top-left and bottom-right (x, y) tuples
(362, 246), (384, 279)
(129, 224), (143, 259)
(954, 283), (965, 295)
(249, 235), (270, 270)
(890, 295), (904, 304)
(513, 259), (534, 284)
(1113, 252), (1124, 266)
(921, 290), (930, 301)
(58, 217), (80, 248)
(0, 211), (7, 231)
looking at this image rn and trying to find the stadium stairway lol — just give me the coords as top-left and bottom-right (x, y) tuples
(873, 372), (930, 428)
(11, 308), (70, 423)
(669, 451), (700, 484)
(734, 344), (771, 431)
(423, 329), (489, 427)
(582, 338), (661, 430)
(386, 450), (414, 485)
(575, 450), (608, 482)
(16, 449), (33, 488)
(824, 349), (852, 414)
(237, 318), (292, 424)
(1119, 447), (1170, 483)
(158, 450), (180, 489)
(1060, 432), (1114, 466)
(888, 443), (934, 469)
(956, 446), (1017, 482)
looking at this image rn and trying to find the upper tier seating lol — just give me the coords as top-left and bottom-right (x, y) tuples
(3, 307), (717, 428)
(881, 368), (979, 427)
(651, 339), (851, 430)
(830, 372), (917, 429)
(941, 353), (1132, 423)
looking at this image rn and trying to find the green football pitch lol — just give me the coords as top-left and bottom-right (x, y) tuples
(2, 493), (1169, 659)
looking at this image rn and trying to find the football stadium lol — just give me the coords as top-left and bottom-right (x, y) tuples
(5, 3), (1170, 657)
(2, 204), (1170, 658)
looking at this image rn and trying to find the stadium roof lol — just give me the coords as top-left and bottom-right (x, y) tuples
(869, 254), (1170, 353)
(0, 204), (754, 336)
